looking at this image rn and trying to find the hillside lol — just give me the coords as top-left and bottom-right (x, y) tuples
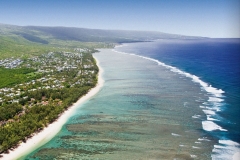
(0, 24), (203, 45)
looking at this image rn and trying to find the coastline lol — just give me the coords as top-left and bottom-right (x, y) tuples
(0, 55), (104, 160)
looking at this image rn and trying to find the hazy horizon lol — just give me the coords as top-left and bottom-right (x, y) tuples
(0, 0), (240, 38)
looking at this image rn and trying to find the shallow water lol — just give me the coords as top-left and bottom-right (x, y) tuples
(24, 49), (216, 159)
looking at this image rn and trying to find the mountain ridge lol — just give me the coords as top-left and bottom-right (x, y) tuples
(0, 23), (206, 44)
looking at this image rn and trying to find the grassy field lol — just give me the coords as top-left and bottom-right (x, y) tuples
(0, 67), (38, 88)
(0, 35), (52, 59)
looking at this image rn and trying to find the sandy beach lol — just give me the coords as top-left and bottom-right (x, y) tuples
(0, 55), (104, 160)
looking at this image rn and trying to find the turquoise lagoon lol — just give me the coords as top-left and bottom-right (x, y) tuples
(24, 49), (215, 159)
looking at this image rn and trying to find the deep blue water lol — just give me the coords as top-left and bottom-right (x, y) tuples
(115, 38), (240, 158)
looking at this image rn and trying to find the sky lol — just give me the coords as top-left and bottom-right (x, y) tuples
(0, 0), (240, 38)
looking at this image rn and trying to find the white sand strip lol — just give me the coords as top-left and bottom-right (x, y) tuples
(0, 55), (104, 160)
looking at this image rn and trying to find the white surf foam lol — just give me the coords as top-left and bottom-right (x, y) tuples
(198, 137), (211, 141)
(179, 144), (185, 147)
(233, 152), (240, 160)
(171, 133), (181, 136)
(202, 108), (220, 121)
(206, 115), (219, 121)
(203, 109), (216, 115)
(190, 154), (197, 158)
(192, 146), (201, 149)
(202, 121), (227, 131)
(212, 140), (240, 160)
(220, 140), (240, 146)
(208, 97), (224, 102)
(205, 106), (221, 112)
(192, 114), (201, 118)
(205, 85), (224, 96)
(200, 105), (206, 108)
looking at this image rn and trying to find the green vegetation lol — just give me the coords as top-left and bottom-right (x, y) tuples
(0, 48), (100, 153)
(0, 35), (50, 59)
(13, 32), (49, 44)
(0, 67), (38, 88)
(0, 24), (107, 154)
(0, 85), (94, 152)
(0, 35), (113, 59)
(0, 104), (22, 121)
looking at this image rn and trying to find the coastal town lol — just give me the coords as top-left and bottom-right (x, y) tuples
(0, 48), (99, 153)
(0, 48), (97, 117)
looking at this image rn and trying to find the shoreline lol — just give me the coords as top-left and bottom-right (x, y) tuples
(0, 55), (104, 160)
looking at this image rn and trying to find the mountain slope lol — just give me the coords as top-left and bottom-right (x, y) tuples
(0, 24), (204, 45)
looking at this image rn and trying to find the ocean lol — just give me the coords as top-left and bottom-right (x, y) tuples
(24, 39), (240, 160)
(115, 39), (240, 159)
